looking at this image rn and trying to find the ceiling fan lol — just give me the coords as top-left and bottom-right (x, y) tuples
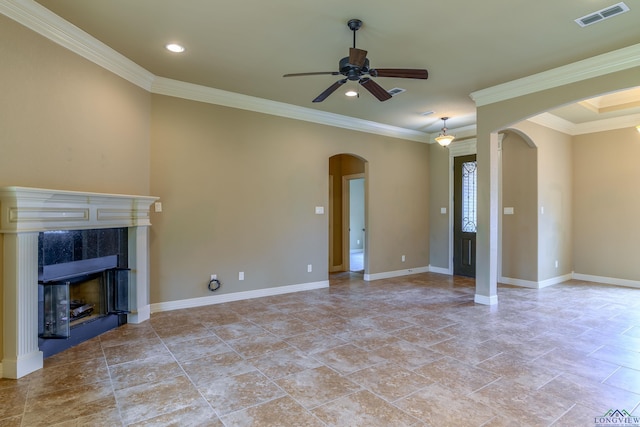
(283, 19), (428, 103)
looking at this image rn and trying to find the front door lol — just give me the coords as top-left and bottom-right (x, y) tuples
(453, 154), (477, 277)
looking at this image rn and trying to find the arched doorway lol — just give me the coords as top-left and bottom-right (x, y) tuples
(328, 154), (367, 274)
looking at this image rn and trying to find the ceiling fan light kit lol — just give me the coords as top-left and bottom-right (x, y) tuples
(283, 19), (428, 103)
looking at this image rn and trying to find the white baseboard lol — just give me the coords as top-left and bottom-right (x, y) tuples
(540, 273), (574, 288)
(572, 272), (640, 289)
(128, 304), (151, 324)
(428, 265), (452, 275)
(499, 277), (538, 288)
(474, 294), (498, 305)
(364, 266), (429, 281)
(500, 273), (573, 289)
(500, 272), (640, 290)
(1, 350), (43, 379)
(150, 280), (329, 313)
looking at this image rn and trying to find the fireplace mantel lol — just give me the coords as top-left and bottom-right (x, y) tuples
(0, 187), (158, 378)
(0, 186), (157, 232)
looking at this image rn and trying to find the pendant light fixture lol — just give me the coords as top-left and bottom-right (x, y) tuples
(435, 117), (455, 147)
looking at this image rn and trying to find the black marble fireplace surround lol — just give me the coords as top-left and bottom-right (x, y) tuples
(38, 228), (130, 357)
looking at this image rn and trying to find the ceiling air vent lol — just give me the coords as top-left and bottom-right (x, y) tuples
(388, 87), (406, 96)
(575, 2), (629, 27)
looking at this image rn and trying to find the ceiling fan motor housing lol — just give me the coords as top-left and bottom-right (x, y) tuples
(339, 57), (369, 80)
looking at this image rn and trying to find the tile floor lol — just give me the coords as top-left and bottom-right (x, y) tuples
(2, 272), (640, 426)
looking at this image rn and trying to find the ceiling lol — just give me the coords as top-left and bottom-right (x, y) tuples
(30, 0), (640, 134)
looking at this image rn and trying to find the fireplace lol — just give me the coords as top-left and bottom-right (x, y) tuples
(0, 187), (158, 379)
(38, 229), (130, 357)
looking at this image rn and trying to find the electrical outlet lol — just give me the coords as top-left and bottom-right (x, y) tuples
(402, 255), (405, 262)
(210, 274), (217, 280)
(239, 271), (244, 280)
(555, 260), (558, 268)
(307, 264), (312, 273)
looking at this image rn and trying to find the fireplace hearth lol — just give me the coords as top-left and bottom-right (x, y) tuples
(0, 187), (158, 378)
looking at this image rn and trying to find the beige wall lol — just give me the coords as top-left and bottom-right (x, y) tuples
(573, 127), (640, 281)
(505, 121), (574, 283)
(1, 15), (151, 366)
(533, 125), (573, 281)
(501, 131), (538, 281)
(428, 143), (450, 269)
(0, 15), (151, 194)
(149, 94), (430, 303)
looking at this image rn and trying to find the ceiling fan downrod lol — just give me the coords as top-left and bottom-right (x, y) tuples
(347, 19), (362, 48)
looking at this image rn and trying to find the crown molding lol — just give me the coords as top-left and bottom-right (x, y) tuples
(1, 0), (427, 143)
(526, 113), (576, 134)
(470, 43), (640, 107)
(528, 112), (640, 135)
(572, 113), (640, 135)
(0, 0), (155, 90)
(151, 77), (428, 143)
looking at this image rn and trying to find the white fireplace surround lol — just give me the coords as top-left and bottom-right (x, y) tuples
(0, 187), (158, 379)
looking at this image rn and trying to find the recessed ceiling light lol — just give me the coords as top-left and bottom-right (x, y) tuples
(165, 43), (185, 53)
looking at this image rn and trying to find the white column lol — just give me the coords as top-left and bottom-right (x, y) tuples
(475, 132), (499, 305)
(127, 226), (151, 323)
(2, 232), (43, 378)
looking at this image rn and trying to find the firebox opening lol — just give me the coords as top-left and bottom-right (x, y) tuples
(37, 228), (130, 358)
(70, 275), (101, 324)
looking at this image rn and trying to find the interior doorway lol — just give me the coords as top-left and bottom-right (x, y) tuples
(328, 154), (367, 274)
(346, 175), (365, 272)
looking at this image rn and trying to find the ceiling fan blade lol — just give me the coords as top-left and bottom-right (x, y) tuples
(370, 68), (429, 79)
(312, 79), (347, 103)
(283, 71), (340, 77)
(359, 78), (392, 101)
(349, 48), (368, 67)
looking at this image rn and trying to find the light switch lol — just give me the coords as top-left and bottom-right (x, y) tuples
(440, 207), (447, 214)
(504, 207), (514, 215)
(315, 206), (324, 214)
